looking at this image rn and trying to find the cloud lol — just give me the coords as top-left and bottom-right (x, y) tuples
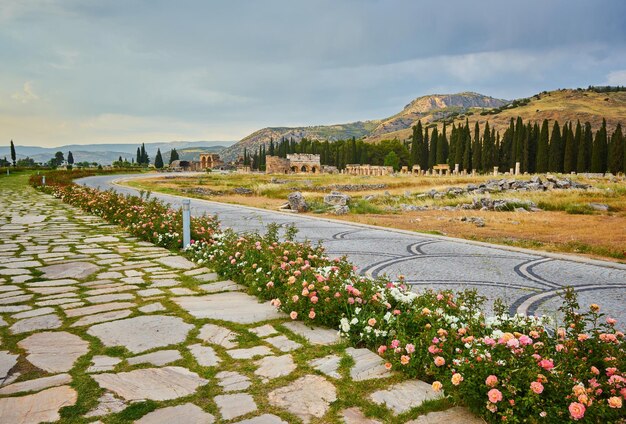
(606, 70), (626, 85)
(11, 81), (40, 103)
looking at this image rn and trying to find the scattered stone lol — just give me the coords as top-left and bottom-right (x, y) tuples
(19, 331), (89, 373)
(404, 406), (484, 424)
(333, 205), (350, 215)
(136, 403), (215, 424)
(588, 202), (609, 211)
(324, 191), (351, 206)
(10, 313), (62, 334)
(460, 216), (485, 227)
(198, 323), (239, 348)
(254, 354), (296, 380)
(127, 349), (182, 366)
(71, 309), (132, 327)
(268, 375), (337, 423)
(0, 373), (72, 395)
(346, 347), (392, 381)
(92, 366), (208, 401)
(0, 385), (77, 424)
(156, 255), (197, 270)
(216, 371), (251, 392)
(188, 344), (221, 367)
(173, 292), (284, 323)
(264, 335), (302, 352)
(249, 324), (278, 338)
(215, 393), (257, 420)
(286, 191), (308, 212)
(341, 407), (383, 424)
(370, 380), (442, 414)
(87, 356), (122, 373)
(39, 261), (99, 280)
(85, 392), (127, 417)
(282, 321), (341, 345)
(309, 354), (341, 379)
(87, 315), (193, 354)
(227, 346), (273, 359)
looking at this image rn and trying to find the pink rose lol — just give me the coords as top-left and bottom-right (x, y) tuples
(377, 345), (387, 355)
(568, 402), (586, 420)
(308, 310), (316, 319)
(367, 318), (377, 327)
(289, 311), (298, 320)
(434, 356), (445, 367)
(530, 381), (544, 394)
(405, 344), (415, 354)
(485, 375), (498, 387)
(539, 359), (554, 370)
(488, 389), (503, 403)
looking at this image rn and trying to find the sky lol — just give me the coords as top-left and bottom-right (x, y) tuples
(1, 0), (625, 147)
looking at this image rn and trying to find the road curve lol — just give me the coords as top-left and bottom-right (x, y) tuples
(77, 173), (626, 322)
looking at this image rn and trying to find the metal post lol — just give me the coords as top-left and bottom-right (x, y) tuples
(42, 175), (46, 186)
(182, 199), (191, 248)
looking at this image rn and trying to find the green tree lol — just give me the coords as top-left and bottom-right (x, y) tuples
(410, 122), (422, 167)
(428, 127), (438, 169)
(154, 149), (164, 169)
(608, 123), (624, 174)
(436, 123), (448, 165)
(548, 121), (563, 172)
(169, 148), (179, 164)
(575, 121), (586, 172)
(10, 140), (16, 166)
(420, 127), (430, 170)
(590, 120), (608, 173)
(472, 122), (482, 172)
(136, 147), (141, 164)
(383, 150), (400, 171)
(563, 123), (576, 173)
(481, 122), (493, 172)
(536, 119), (549, 173)
(67, 151), (74, 166)
(54, 151), (65, 167)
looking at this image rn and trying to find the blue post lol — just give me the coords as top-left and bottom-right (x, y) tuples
(182, 199), (191, 248)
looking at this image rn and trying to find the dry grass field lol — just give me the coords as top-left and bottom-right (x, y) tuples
(125, 172), (626, 262)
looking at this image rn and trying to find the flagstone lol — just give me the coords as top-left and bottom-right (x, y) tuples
(309, 354), (342, 379)
(282, 321), (341, 345)
(215, 393), (257, 420)
(250, 324), (278, 338)
(264, 335), (302, 352)
(234, 415), (289, 424)
(11, 274), (34, 283)
(370, 380), (443, 415)
(0, 351), (18, 382)
(170, 287), (195, 295)
(156, 255), (197, 270)
(183, 267), (213, 276)
(0, 285), (20, 292)
(346, 347), (392, 381)
(199, 280), (245, 293)
(194, 273), (220, 282)
(11, 215), (46, 224)
(0, 373), (72, 395)
(64, 301), (134, 317)
(137, 288), (164, 297)
(39, 261), (99, 279)
(188, 344), (221, 367)
(87, 315), (193, 353)
(124, 269), (143, 277)
(121, 276), (144, 284)
(216, 371), (251, 392)
(127, 349), (182, 366)
(0, 294), (33, 305)
(173, 292), (284, 324)
(138, 302), (166, 313)
(18, 331), (89, 373)
(1, 260), (41, 268)
(10, 313), (62, 334)
(31, 286), (78, 296)
(268, 375), (337, 423)
(136, 403), (215, 424)
(27, 278), (79, 287)
(85, 285), (139, 296)
(150, 279), (179, 287)
(85, 293), (135, 304)
(0, 289), (24, 299)
(0, 268), (29, 276)
(0, 385), (77, 424)
(198, 323), (239, 348)
(96, 271), (124, 279)
(0, 305), (31, 313)
(92, 366), (208, 401)
(404, 406), (485, 424)
(84, 236), (119, 243)
(227, 346), (273, 359)
(341, 407), (383, 424)
(85, 392), (127, 417)
(59, 301), (86, 309)
(71, 309), (133, 327)
(87, 356), (122, 373)
(254, 354), (296, 380)
(11, 307), (55, 319)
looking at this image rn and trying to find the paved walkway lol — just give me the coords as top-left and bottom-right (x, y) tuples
(0, 178), (484, 423)
(80, 174), (626, 325)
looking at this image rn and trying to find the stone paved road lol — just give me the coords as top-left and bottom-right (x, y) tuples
(0, 177), (485, 423)
(80, 173), (626, 325)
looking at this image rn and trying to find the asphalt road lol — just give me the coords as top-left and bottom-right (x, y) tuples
(78, 173), (626, 324)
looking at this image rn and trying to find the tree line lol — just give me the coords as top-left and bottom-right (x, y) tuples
(243, 117), (624, 174)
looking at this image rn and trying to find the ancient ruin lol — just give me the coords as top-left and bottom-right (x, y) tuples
(199, 154), (222, 170)
(266, 154), (321, 174)
(169, 154), (223, 172)
(344, 164), (393, 176)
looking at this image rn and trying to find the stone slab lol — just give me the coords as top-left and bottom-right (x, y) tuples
(215, 393), (257, 420)
(0, 385), (77, 424)
(404, 406), (485, 424)
(264, 335), (302, 352)
(0, 351), (18, 382)
(136, 403), (215, 424)
(341, 407), (383, 424)
(346, 347), (392, 381)
(268, 375), (337, 423)
(64, 301), (134, 317)
(309, 354), (342, 379)
(92, 366), (208, 401)
(87, 356), (122, 373)
(87, 315), (193, 353)
(250, 324), (278, 338)
(127, 349), (182, 366)
(10, 313), (62, 334)
(173, 292), (284, 324)
(198, 323), (238, 348)
(199, 280), (246, 293)
(282, 321), (341, 345)
(216, 371), (251, 392)
(39, 261), (99, 280)
(156, 255), (197, 270)
(254, 354), (296, 380)
(18, 331), (89, 373)
(234, 415), (289, 424)
(0, 373), (72, 395)
(227, 346), (273, 359)
(370, 380), (443, 415)
(139, 302), (166, 313)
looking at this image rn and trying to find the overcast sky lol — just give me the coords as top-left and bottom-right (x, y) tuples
(1, 0), (625, 147)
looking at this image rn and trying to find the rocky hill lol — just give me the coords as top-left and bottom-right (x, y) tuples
(220, 92), (507, 161)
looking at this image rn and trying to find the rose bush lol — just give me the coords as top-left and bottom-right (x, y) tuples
(32, 172), (625, 423)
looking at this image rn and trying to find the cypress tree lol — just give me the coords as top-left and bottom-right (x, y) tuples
(462, 122), (472, 171)
(521, 124), (530, 173)
(10, 140), (16, 166)
(590, 121), (608, 173)
(563, 122), (577, 173)
(136, 147), (141, 165)
(453, 124), (464, 168)
(574, 121), (585, 172)
(448, 124), (457, 168)
(428, 127), (438, 168)
(269, 138), (275, 156)
(154, 149), (164, 169)
(421, 127), (430, 170)
(536, 119), (549, 173)
(608, 123), (624, 174)
(548, 121), (563, 172)
(169, 148), (179, 164)
(436, 123), (448, 165)
(410, 122), (421, 167)
(67, 151), (74, 165)
(481, 122), (493, 172)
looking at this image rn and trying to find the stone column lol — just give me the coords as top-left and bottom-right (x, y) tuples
(493, 166), (499, 176)
(509, 168), (514, 174)
(454, 163), (459, 175)
(515, 162), (521, 176)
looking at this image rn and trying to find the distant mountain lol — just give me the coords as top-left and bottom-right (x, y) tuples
(220, 92), (507, 161)
(0, 140), (235, 165)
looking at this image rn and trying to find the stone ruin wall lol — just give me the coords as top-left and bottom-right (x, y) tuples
(345, 164), (394, 176)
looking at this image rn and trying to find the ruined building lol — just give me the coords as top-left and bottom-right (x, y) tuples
(266, 154), (321, 174)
